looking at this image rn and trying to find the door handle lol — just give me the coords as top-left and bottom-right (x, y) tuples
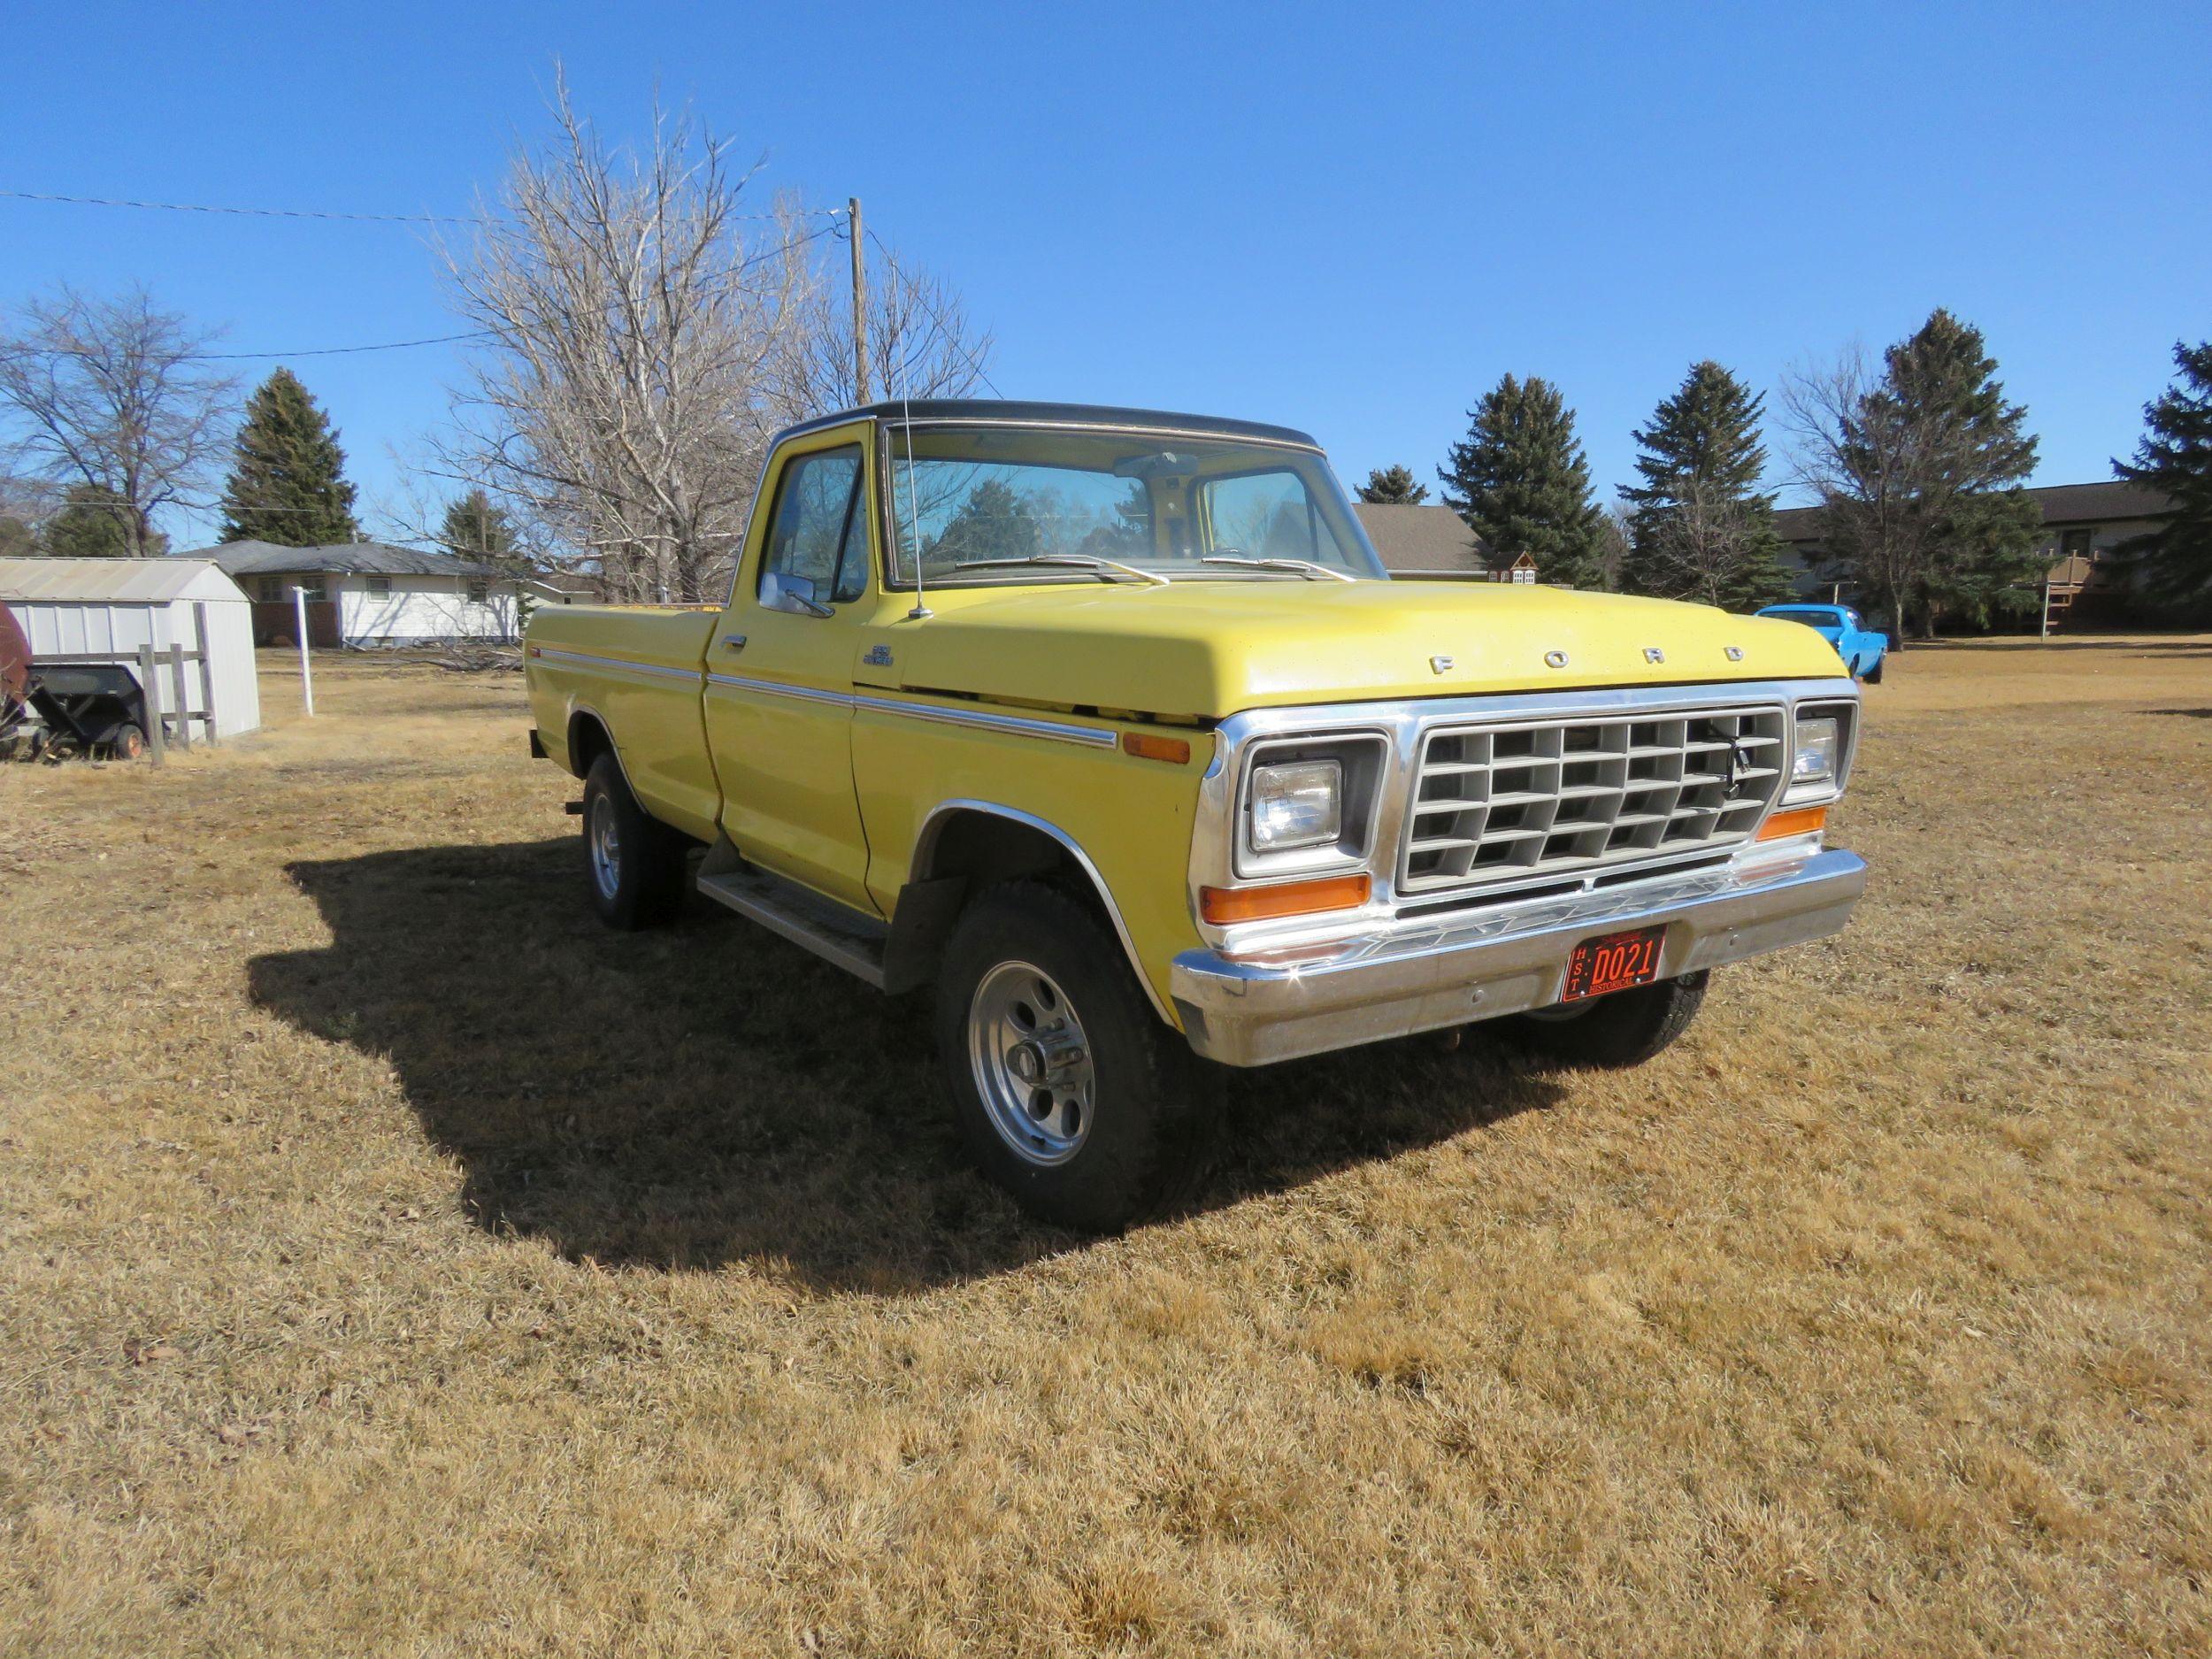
(721, 634), (747, 651)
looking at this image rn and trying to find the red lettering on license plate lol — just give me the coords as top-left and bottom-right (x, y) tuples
(1562, 925), (1666, 1002)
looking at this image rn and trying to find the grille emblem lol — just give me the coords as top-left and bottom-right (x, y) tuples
(1543, 649), (1569, 668)
(1430, 655), (1454, 674)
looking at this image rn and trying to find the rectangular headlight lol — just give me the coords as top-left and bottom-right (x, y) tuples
(1248, 757), (1342, 851)
(1792, 716), (1839, 789)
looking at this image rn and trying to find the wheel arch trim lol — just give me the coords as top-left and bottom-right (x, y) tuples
(910, 798), (1174, 1025)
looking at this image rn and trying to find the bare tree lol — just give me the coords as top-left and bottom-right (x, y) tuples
(435, 75), (994, 603)
(436, 77), (815, 603)
(0, 286), (235, 557)
(771, 242), (993, 420)
(1780, 344), (1926, 644)
(1627, 482), (1774, 608)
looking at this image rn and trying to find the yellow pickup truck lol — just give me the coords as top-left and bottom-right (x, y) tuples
(525, 400), (1865, 1228)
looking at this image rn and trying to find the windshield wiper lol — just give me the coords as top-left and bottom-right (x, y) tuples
(1199, 554), (1357, 582)
(949, 554), (1171, 587)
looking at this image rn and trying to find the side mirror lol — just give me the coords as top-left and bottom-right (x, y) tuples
(761, 570), (833, 618)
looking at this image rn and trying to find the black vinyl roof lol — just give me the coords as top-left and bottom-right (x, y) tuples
(787, 398), (1321, 450)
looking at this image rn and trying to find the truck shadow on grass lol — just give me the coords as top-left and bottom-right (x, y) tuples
(249, 839), (1563, 1293)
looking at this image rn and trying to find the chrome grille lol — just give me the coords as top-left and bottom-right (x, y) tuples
(1398, 704), (1788, 895)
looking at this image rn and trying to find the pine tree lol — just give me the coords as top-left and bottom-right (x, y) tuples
(1886, 311), (2041, 630)
(2115, 341), (2212, 614)
(439, 489), (518, 564)
(1438, 374), (1608, 588)
(1356, 465), (1429, 505)
(41, 482), (158, 557)
(1798, 310), (2040, 639)
(1620, 361), (1793, 610)
(217, 368), (359, 546)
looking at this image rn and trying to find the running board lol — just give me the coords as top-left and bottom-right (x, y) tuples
(695, 868), (888, 988)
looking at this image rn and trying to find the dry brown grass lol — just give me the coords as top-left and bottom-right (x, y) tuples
(5, 638), (2210, 1656)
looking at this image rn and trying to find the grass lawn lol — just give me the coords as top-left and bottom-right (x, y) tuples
(4, 638), (2210, 1655)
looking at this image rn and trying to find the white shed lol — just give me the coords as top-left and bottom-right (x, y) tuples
(0, 557), (262, 740)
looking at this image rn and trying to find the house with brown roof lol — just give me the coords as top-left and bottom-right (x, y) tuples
(1351, 503), (1538, 581)
(1771, 481), (2175, 623)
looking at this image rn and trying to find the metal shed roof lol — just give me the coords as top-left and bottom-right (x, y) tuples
(0, 557), (250, 604)
(192, 540), (509, 579)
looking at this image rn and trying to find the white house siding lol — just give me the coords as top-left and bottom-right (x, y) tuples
(0, 558), (261, 738)
(333, 575), (520, 645)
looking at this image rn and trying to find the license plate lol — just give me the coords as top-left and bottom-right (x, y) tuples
(1562, 925), (1666, 1002)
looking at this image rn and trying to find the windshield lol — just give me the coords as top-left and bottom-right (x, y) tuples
(880, 423), (1386, 586)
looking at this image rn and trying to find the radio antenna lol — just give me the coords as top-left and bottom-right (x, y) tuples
(889, 248), (932, 621)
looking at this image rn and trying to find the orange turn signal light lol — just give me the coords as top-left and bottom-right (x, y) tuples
(1200, 873), (1371, 926)
(1756, 803), (1828, 842)
(1120, 731), (1192, 764)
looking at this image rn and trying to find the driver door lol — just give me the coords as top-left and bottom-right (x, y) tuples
(703, 428), (879, 910)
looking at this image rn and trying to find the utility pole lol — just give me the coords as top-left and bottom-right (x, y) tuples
(849, 196), (870, 403)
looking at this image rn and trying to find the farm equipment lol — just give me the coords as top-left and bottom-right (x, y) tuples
(0, 600), (150, 761)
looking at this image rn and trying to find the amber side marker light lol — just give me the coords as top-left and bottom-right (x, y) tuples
(1120, 730), (1191, 764)
(1757, 803), (1828, 842)
(1200, 873), (1371, 926)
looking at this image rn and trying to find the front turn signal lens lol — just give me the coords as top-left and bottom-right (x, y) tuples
(1200, 873), (1371, 926)
(1757, 804), (1828, 841)
(1120, 730), (1192, 764)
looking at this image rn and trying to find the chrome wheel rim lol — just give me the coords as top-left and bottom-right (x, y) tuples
(967, 960), (1094, 1166)
(588, 795), (622, 900)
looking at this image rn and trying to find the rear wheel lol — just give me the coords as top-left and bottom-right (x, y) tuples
(580, 753), (689, 929)
(105, 723), (145, 761)
(1496, 972), (1709, 1069)
(1863, 657), (1885, 684)
(935, 881), (1203, 1232)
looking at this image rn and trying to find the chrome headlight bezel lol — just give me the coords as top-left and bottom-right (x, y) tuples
(1782, 700), (1857, 806)
(1233, 733), (1388, 879)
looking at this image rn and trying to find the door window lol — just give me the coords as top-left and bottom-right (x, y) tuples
(760, 446), (868, 605)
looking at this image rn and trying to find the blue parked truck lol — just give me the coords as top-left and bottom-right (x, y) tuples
(1755, 604), (1887, 684)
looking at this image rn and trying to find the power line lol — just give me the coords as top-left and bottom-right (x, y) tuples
(0, 187), (848, 227)
(0, 188), (476, 225)
(865, 227), (1002, 398)
(27, 219), (846, 361)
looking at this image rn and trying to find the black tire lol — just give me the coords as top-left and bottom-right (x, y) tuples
(934, 880), (1204, 1232)
(1863, 657), (1884, 685)
(1496, 971), (1709, 1069)
(106, 723), (145, 761)
(580, 752), (689, 930)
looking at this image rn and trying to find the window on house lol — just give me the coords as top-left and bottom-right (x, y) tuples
(2061, 528), (2094, 559)
(258, 578), (281, 602)
(365, 575), (392, 597)
(466, 579), (490, 605)
(296, 576), (326, 602)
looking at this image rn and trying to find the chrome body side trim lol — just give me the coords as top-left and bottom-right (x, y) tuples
(705, 671), (1123, 749)
(1171, 843), (1867, 1066)
(852, 693), (1120, 749)
(911, 798), (1173, 1024)
(534, 646), (703, 685)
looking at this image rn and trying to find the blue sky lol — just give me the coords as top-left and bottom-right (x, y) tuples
(3, 2), (2205, 549)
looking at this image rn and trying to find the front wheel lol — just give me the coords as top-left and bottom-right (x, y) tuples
(580, 753), (689, 930)
(935, 881), (1202, 1232)
(1495, 972), (1709, 1068)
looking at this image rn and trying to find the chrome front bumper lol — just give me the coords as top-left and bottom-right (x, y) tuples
(1169, 843), (1867, 1066)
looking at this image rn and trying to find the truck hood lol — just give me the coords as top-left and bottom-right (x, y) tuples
(863, 580), (1849, 720)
